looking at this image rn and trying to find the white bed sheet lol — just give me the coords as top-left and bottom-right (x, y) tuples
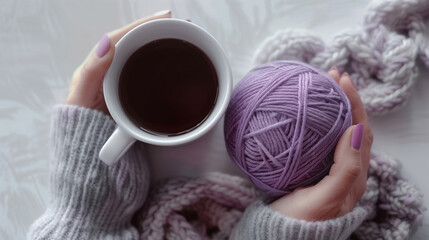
(0, 0), (428, 239)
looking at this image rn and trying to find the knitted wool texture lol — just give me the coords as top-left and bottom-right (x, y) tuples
(137, 152), (424, 240)
(353, 151), (425, 240)
(28, 106), (150, 239)
(253, 0), (429, 114)
(135, 172), (257, 240)
(224, 61), (352, 195)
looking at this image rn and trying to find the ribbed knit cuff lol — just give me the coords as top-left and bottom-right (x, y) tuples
(230, 199), (369, 240)
(28, 105), (150, 240)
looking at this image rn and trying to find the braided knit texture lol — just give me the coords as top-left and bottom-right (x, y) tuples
(135, 173), (257, 240)
(136, 152), (424, 240)
(254, 0), (429, 115)
(352, 151), (426, 240)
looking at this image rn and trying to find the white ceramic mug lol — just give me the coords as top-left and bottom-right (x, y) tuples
(99, 19), (232, 165)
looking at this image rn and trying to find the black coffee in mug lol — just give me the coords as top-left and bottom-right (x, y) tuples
(118, 38), (219, 136)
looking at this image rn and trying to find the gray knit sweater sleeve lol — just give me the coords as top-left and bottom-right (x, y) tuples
(230, 199), (369, 240)
(28, 105), (150, 239)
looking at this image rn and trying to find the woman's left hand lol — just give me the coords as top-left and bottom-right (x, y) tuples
(269, 69), (374, 221)
(66, 11), (172, 114)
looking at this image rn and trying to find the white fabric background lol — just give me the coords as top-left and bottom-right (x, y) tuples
(0, 0), (428, 239)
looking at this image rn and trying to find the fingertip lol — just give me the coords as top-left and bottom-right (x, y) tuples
(96, 34), (111, 58)
(351, 123), (364, 151)
(336, 124), (363, 154)
(328, 67), (341, 84)
(152, 9), (171, 17)
(80, 34), (115, 87)
(332, 124), (362, 172)
(340, 72), (355, 91)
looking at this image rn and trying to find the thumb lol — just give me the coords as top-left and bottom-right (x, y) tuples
(68, 34), (114, 109)
(79, 34), (115, 90)
(315, 123), (364, 202)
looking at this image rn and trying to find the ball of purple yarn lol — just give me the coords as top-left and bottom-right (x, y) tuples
(224, 61), (352, 196)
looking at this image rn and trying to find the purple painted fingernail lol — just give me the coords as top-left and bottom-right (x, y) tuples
(352, 123), (364, 150)
(96, 34), (110, 58)
(342, 72), (349, 78)
(331, 67), (338, 72)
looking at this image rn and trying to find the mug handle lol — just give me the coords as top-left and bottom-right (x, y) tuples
(99, 127), (136, 165)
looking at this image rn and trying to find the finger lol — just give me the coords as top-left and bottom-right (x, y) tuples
(109, 10), (172, 45)
(339, 73), (368, 126)
(67, 34), (114, 112)
(314, 124), (363, 203)
(339, 73), (373, 173)
(327, 67), (341, 84)
(81, 34), (114, 90)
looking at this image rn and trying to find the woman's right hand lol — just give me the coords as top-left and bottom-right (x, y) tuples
(269, 68), (374, 221)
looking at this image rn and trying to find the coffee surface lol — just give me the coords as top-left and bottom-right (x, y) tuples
(119, 38), (218, 136)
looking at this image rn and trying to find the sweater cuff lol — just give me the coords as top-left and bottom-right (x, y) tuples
(50, 104), (116, 159)
(29, 105), (149, 239)
(230, 199), (368, 240)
